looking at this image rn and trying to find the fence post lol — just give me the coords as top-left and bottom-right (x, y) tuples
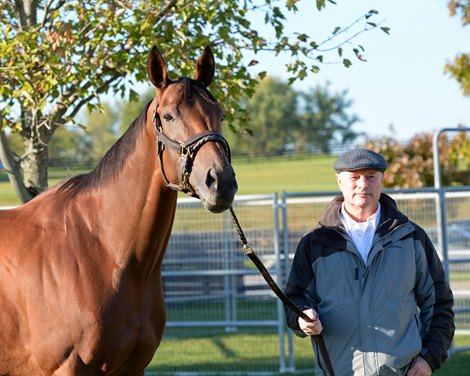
(273, 193), (287, 373)
(281, 191), (296, 372)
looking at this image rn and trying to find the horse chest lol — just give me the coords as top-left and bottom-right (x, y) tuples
(31, 306), (165, 375)
(80, 316), (163, 373)
(72, 285), (166, 372)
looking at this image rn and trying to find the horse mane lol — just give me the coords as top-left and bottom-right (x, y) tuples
(58, 101), (152, 196)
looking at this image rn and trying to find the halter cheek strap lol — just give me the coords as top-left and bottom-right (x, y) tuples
(153, 107), (232, 198)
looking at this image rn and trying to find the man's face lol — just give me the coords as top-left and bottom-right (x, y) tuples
(336, 169), (384, 212)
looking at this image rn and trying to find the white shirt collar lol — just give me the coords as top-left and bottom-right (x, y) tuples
(340, 201), (381, 229)
(340, 202), (381, 263)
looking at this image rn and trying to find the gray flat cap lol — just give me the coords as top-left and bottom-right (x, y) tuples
(334, 148), (388, 172)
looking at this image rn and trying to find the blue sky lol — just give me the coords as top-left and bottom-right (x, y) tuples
(246, 0), (470, 142)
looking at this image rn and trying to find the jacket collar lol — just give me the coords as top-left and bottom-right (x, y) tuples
(318, 193), (409, 234)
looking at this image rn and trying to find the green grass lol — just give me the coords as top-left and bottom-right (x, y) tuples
(232, 154), (337, 195)
(436, 346), (470, 376)
(146, 297), (470, 374)
(147, 298), (470, 374)
(146, 330), (470, 375)
(0, 154), (338, 206)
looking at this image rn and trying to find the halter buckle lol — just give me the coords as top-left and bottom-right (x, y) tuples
(180, 144), (190, 158)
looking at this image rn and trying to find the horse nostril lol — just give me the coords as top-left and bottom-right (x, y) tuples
(205, 168), (217, 190)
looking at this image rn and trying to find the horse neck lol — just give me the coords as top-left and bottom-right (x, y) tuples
(74, 121), (178, 278)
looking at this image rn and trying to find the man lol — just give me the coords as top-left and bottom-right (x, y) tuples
(284, 148), (454, 375)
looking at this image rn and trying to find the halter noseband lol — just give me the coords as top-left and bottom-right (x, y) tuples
(153, 107), (231, 199)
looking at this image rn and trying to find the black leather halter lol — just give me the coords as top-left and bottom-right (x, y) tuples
(152, 107), (231, 198)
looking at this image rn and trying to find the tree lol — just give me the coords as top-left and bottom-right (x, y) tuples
(294, 83), (360, 153)
(225, 76), (298, 156)
(364, 130), (470, 189)
(0, 0), (387, 202)
(73, 103), (121, 164)
(446, 1), (470, 96)
(117, 88), (155, 136)
(48, 126), (78, 164)
(51, 87), (163, 165)
(225, 77), (360, 156)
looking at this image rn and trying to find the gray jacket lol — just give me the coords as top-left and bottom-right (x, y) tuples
(284, 194), (454, 375)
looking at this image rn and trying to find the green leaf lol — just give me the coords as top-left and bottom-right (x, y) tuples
(343, 58), (352, 68)
(381, 27), (391, 35)
(310, 65), (320, 73)
(353, 48), (366, 61)
(366, 9), (379, 19)
(332, 26), (341, 34)
(128, 89), (139, 103)
(316, 0), (326, 11)
(297, 33), (308, 42)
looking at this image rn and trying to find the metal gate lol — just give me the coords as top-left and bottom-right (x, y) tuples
(2, 190), (468, 374)
(281, 188), (470, 373)
(147, 188), (470, 375)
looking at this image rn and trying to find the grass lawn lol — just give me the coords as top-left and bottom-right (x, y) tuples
(0, 154), (338, 206)
(232, 154), (338, 195)
(146, 331), (470, 375)
(0, 165), (91, 206)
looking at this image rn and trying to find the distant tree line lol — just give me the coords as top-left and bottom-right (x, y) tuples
(225, 77), (360, 156)
(5, 76), (363, 162)
(6, 74), (470, 190)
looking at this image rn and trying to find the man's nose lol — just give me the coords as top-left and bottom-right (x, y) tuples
(357, 175), (367, 187)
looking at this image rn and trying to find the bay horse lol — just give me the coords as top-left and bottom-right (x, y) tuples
(0, 46), (237, 375)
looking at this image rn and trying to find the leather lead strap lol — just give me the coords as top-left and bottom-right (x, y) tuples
(229, 206), (335, 376)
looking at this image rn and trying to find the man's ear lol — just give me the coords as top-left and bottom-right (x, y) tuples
(335, 173), (342, 190)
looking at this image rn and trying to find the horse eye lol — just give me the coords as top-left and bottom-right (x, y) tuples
(221, 114), (225, 122)
(163, 113), (173, 122)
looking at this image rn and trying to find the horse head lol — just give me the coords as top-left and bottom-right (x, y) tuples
(147, 46), (237, 213)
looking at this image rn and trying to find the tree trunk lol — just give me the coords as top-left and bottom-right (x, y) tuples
(0, 125), (33, 203)
(21, 136), (49, 198)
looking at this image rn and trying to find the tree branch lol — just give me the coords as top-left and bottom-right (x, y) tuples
(155, 0), (178, 24)
(47, 68), (124, 133)
(67, 72), (123, 120)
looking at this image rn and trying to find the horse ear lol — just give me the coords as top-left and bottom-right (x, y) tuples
(195, 46), (215, 87)
(147, 46), (168, 88)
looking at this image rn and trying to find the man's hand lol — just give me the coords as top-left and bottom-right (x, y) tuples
(298, 308), (323, 336)
(406, 355), (432, 376)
